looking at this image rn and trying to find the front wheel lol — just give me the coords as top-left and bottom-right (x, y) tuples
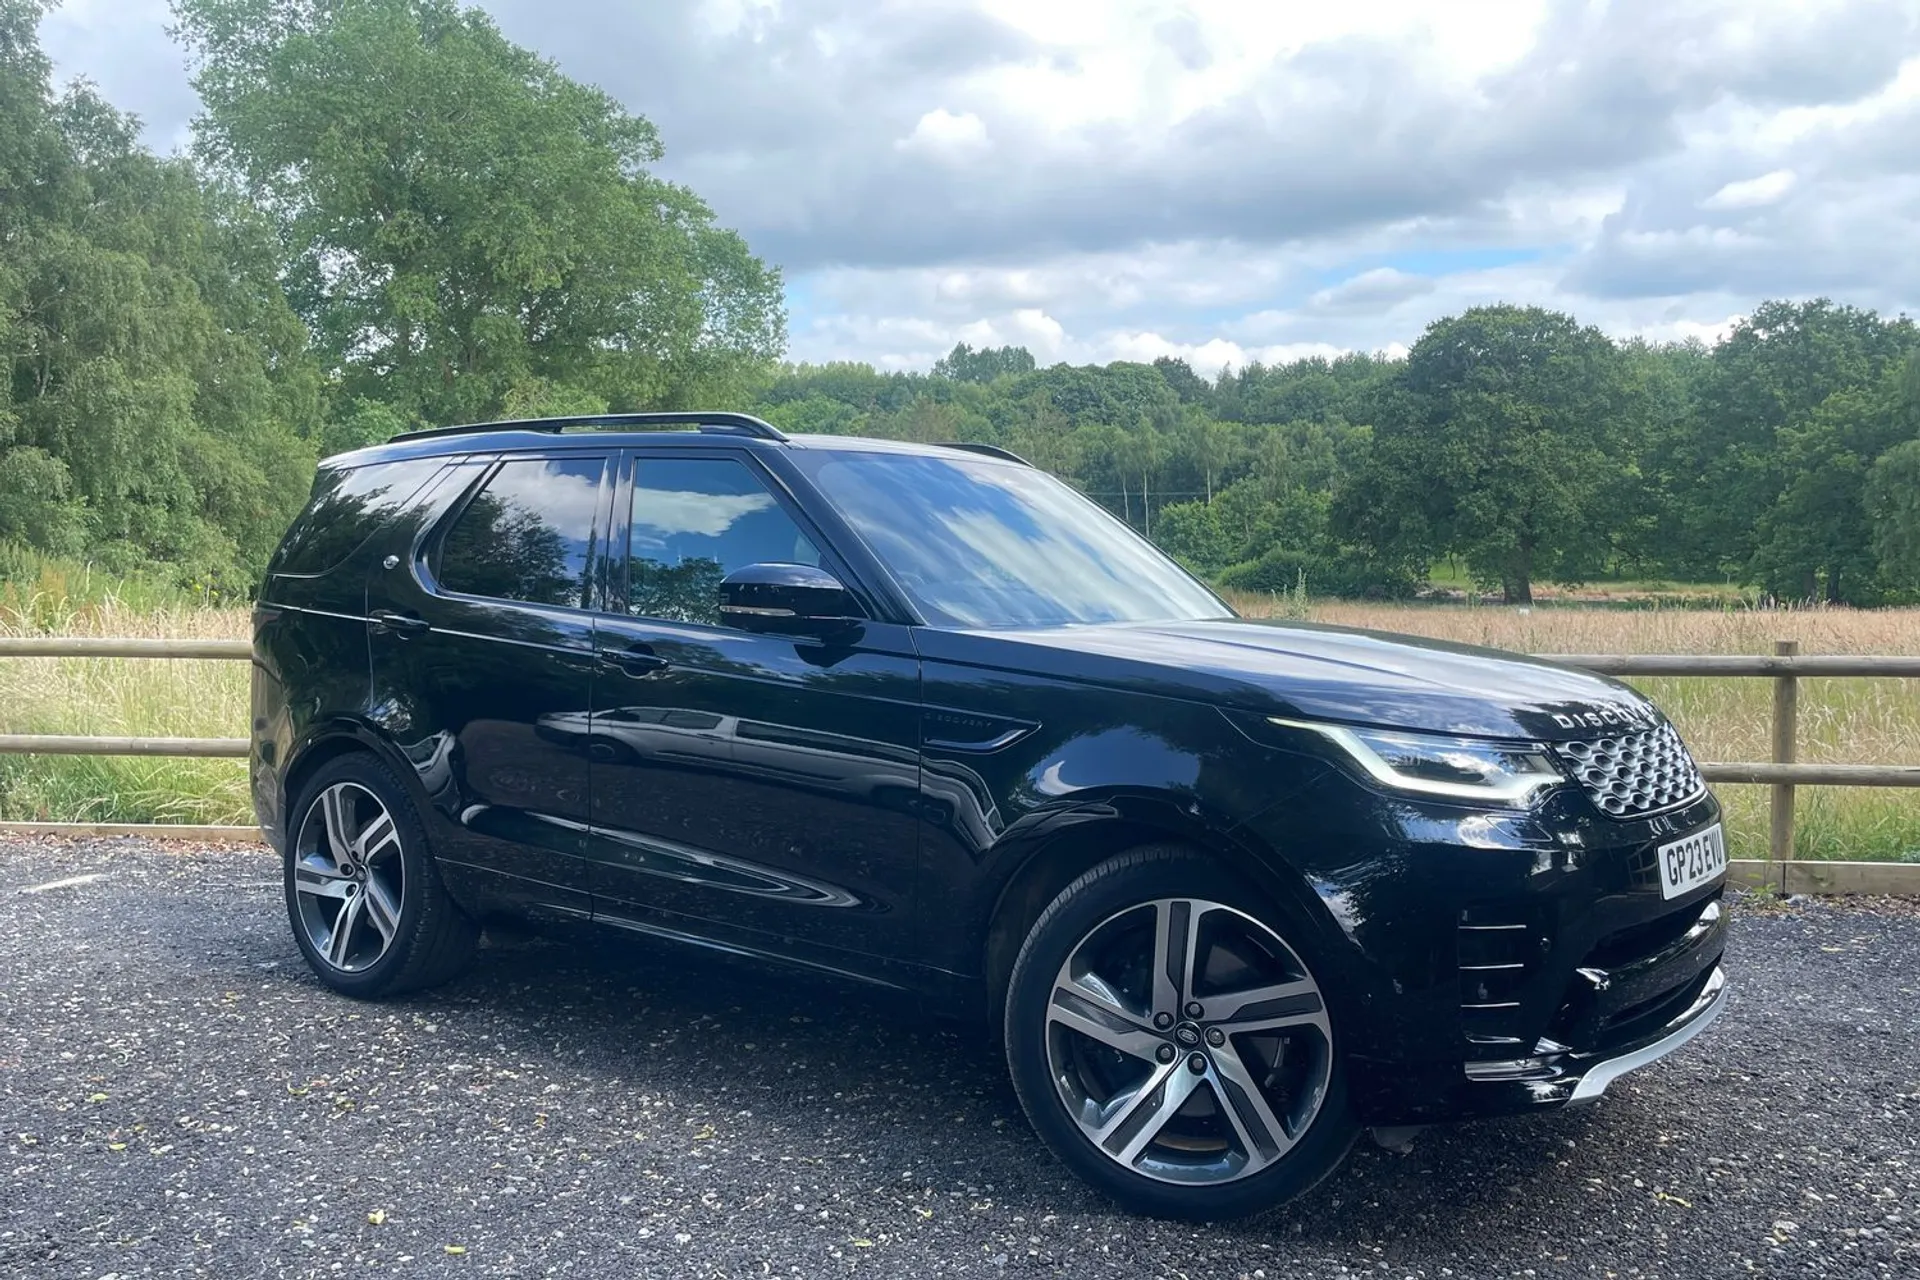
(283, 754), (478, 998)
(1004, 846), (1356, 1220)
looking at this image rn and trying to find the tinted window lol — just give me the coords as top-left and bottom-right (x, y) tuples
(437, 456), (605, 608)
(626, 458), (818, 625)
(269, 458), (445, 577)
(799, 451), (1230, 629)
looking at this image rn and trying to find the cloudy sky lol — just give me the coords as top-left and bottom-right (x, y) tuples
(38, 0), (1920, 373)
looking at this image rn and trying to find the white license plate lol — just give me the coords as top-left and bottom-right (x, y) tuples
(1657, 823), (1726, 900)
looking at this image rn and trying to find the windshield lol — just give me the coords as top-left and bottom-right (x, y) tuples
(801, 450), (1233, 629)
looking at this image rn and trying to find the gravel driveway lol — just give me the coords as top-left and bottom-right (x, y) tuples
(1, 838), (1914, 1279)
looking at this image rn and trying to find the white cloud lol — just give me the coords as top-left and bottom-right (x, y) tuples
(1307, 268), (1438, 315)
(633, 488), (774, 538)
(1103, 332), (1353, 375)
(896, 107), (990, 159)
(1702, 169), (1798, 209)
(38, 0), (1920, 375)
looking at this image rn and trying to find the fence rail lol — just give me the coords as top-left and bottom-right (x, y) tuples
(3, 635), (1917, 892)
(0, 637), (252, 660)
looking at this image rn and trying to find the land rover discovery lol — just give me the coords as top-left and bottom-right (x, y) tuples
(250, 411), (1729, 1220)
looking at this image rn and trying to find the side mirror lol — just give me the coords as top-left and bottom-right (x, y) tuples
(719, 563), (864, 639)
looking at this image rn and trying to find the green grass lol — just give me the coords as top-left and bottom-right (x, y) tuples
(0, 557), (251, 826)
(1627, 672), (1920, 864)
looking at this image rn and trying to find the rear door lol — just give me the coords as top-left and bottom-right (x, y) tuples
(367, 450), (612, 907)
(584, 448), (924, 963)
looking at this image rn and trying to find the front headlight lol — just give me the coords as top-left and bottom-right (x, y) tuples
(1270, 718), (1565, 806)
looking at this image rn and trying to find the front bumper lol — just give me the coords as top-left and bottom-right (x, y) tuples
(1567, 963), (1726, 1103)
(1350, 961), (1727, 1124)
(1240, 772), (1731, 1127)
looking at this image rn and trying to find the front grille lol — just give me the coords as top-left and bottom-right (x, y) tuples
(1554, 723), (1705, 817)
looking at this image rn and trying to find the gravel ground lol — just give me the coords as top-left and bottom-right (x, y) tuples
(1, 839), (1915, 1279)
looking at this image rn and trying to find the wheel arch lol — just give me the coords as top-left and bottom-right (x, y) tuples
(979, 793), (1347, 1028)
(279, 721), (429, 843)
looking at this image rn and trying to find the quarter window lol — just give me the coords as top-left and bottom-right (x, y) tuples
(268, 458), (445, 578)
(437, 456), (606, 608)
(626, 458), (819, 625)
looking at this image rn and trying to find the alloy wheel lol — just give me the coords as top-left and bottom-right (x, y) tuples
(1045, 897), (1333, 1186)
(292, 782), (407, 973)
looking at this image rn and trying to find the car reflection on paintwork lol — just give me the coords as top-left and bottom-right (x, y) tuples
(535, 706), (1003, 847)
(537, 706), (914, 795)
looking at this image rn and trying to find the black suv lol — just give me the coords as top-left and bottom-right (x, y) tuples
(252, 411), (1729, 1220)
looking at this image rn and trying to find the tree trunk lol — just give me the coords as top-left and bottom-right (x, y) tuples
(1504, 542), (1535, 605)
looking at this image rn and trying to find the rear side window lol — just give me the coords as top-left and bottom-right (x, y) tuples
(437, 456), (606, 609)
(269, 459), (445, 578)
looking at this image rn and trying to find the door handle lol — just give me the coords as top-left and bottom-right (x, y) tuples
(369, 609), (429, 636)
(598, 645), (669, 676)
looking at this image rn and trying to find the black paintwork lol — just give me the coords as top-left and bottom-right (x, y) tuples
(251, 425), (1728, 1126)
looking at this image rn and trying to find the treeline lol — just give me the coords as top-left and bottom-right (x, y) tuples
(3, 0), (1919, 606)
(0, 0), (781, 596)
(753, 302), (1920, 605)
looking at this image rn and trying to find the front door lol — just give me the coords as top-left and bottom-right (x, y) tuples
(368, 451), (610, 904)
(585, 451), (923, 962)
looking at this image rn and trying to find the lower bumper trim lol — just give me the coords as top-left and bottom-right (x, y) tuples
(1567, 965), (1727, 1103)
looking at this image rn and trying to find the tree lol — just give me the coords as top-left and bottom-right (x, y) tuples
(1148, 500), (1233, 576)
(1867, 439), (1920, 594)
(1334, 306), (1635, 603)
(932, 343), (1035, 383)
(1661, 299), (1918, 579)
(2, 0), (319, 591)
(173, 0), (785, 427)
(1749, 379), (1909, 603)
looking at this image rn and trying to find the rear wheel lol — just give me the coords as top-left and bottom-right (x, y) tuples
(284, 754), (478, 998)
(1004, 846), (1356, 1220)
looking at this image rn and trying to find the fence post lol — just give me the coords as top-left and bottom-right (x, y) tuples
(1769, 638), (1799, 895)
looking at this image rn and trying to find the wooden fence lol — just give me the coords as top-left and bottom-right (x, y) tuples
(3, 635), (1918, 894)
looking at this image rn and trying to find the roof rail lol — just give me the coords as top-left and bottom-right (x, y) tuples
(389, 411), (789, 445)
(936, 441), (1032, 466)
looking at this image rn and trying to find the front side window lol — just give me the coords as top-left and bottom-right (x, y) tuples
(437, 456), (606, 608)
(626, 457), (818, 625)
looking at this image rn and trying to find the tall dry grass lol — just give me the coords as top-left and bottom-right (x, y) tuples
(3, 580), (1916, 861)
(0, 585), (252, 825)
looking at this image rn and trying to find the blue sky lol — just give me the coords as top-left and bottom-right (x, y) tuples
(39, 0), (1920, 373)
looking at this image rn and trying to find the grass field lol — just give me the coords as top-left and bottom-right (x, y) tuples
(0, 590), (253, 826)
(4, 584), (1917, 863)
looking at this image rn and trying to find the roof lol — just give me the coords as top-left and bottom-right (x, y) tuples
(320, 412), (1029, 470)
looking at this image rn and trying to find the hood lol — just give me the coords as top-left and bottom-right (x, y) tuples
(957, 617), (1663, 743)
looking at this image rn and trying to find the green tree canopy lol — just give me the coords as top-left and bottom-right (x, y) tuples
(1333, 305), (1639, 602)
(172, 0), (785, 427)
(931, 342), (1036, 383)
(2, 0), (319, 592)
(1866, 438), (1920, 593)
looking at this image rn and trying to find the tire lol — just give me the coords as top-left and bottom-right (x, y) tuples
(1004, 845), (1357, 1220)
(282, 753), (479, 998)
